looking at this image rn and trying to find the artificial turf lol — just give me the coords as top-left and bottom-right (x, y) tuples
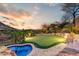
(24, 35), (66, 49)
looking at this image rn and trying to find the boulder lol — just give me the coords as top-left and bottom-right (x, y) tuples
(0, 46), (16, 56)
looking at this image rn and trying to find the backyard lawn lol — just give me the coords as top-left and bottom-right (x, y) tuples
(24, 35), (66, 48)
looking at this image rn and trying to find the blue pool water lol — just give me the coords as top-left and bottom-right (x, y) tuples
(8, 44), (32, 56)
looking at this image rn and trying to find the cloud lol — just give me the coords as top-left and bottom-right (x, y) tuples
(32, 5), (40, 16)
(0, 18), (42, 29)
(0, 4), (41, 29)
(34, 5), (40, 10)
(48, 3), (58, 7)
(0, 4), (32, 21)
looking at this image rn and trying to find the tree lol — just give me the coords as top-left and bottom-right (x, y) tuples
(59, 14), (71, 29)
(49, 23), (59, 33)
(61, 3), (79, 27)
(62, 14), (71, 24)
(41, 24), (50, 33)
(26, 29), (35, 37)
(9, 30), (27, 43)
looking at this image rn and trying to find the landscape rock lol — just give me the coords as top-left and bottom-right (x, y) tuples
(0, 46), (16, 56)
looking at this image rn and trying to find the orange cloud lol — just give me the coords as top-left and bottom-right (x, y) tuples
(0, 4), (41, 29)
(0, 10), (32, 20)
(0, 4), (32, 21)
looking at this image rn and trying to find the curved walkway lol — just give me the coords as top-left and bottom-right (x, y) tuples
(28, 43), (67, 56)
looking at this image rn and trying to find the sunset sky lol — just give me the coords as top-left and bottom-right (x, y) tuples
(0, 3), (64, 29)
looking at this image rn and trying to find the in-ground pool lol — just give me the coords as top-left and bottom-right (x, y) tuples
(7, 44), (32, 56)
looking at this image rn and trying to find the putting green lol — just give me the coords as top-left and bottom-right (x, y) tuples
(24, 35), (66, 48)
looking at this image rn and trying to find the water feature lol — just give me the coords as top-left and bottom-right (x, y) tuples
(7, 44), (32, 56)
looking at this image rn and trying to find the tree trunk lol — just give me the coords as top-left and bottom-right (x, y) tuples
(73, 14), (76, 27)
(73, 18), (76, 27)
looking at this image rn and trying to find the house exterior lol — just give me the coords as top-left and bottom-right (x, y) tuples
(0, 22), (17, 31)
(0, 22), (17, 45)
